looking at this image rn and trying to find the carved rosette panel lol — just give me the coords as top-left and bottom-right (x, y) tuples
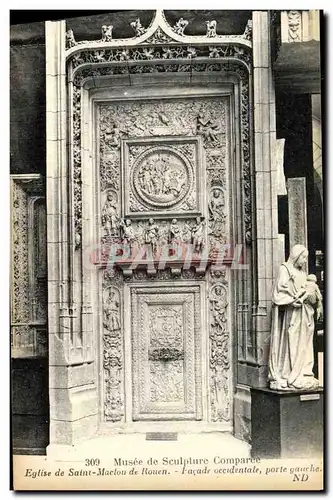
(102, 284), (124, 422)
(131, 285), (202, 420)
(209, 269), (230, 422)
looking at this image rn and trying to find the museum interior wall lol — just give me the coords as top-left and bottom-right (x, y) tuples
(10, 10), (323, 454)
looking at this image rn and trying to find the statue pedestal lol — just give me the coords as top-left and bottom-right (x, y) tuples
(250, 387), (323, 459)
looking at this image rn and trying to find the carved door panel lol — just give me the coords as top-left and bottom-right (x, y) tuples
(131, 285), (203, 421)
(100, 93), (231, 426)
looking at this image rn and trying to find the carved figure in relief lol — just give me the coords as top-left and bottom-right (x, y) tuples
(268, 245), (323, 391)
(101, 192), (119, 237)
(157, 111), (170, 126)
(209, 188), (226, 235)
(197, 113), (223, 143)
(206, 20), (217, 37)
(145, 218), (159, 253)
(130, 18), (147, 37)
(192, 217), (206, 253)
(243, 19), (253, 40)
(288, 11), (301, 42)
(173, 18), (189, 35)
(103, 289), (120, 332)
(120, 219), (135, 247)
(169, 219), (182, 243)
(101, 25), (113, 42)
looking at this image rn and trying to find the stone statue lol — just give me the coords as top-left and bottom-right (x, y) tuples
(101, 193), (119, 237)
(66, 29), (77, 48)
(268, 245), (323, 391)
(192, 217), (205, 253)
(169, 218), (182, 244)
(120, 219), (135, 249)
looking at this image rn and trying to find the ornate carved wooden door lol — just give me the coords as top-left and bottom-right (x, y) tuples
(100, 89), (232, 429)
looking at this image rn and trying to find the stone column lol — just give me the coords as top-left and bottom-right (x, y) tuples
(46, 20), (98, 457)
(252, 11), (281, 383)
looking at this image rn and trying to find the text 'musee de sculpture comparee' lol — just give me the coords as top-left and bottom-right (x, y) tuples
(268, 245), (323, 391)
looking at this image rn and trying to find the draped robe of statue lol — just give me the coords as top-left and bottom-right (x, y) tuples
(268, 245), (320, 391)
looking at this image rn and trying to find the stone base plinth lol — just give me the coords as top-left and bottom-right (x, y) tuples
(250, 387), (323, 459)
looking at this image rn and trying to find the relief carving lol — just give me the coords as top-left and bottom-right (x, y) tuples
(132, 148), (192, 210)
(101, 25), (113, 42)
(196, 110), (224, 146)
(11, 177), (47, 358)
(209, 275), (230, 422)
(243, 19), (253, 41)
(144, 27), (174, 44)
(132, 287), (202, 419)
(206, 20), (217, 38)
(288, 11), (302, 42)
(101, 190), (120, 238)
(172, 18), (189, 36)
(130, 18), (147, 37)
(150, 362), (184, 402)
(103, 286), (124, 422)
(66, 29), (77, 48)
(208, 187), (227, 248)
